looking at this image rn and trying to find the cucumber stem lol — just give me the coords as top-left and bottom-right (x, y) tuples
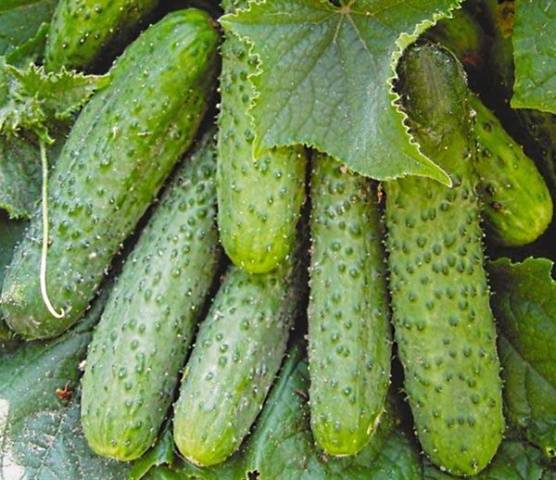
(39, 139), (64, 319)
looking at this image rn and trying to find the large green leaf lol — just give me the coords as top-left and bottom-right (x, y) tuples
(222, 0), (465, 184)
(424, 439), (549, 479)
(512, 0), (556, 114)
(489, 257), (556, 458)
(0, 0), (56, 56)
(0, 285), (129, 479)
(144, 347), (421, 480)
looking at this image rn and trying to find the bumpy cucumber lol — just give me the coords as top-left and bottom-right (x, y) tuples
(473, 1), (556, 199)
(81, 131), (221, 461)
(385, 44), (504, 476)
(472, 96), (553, 246)
(173, 248), (303, 466)
(216, 0), (307, 274)
(1, 9), (218, 340)
(45, 0), (158, 71)
(428, 4), (553, 245)
(308, 153), (391, 456)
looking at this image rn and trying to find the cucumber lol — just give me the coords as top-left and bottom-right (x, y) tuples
(81, 131), (221, 461)
(216, 0), (307, 274)
(473, 1), (556, 201)
(385, 44), (504, 476)
(472, 95), (553, 246)
(427, 6), (553, 246)
(308, 153), (391, 456)
(45, 0), (159, 71)
(173, 245), (304, 466)
(1, 9), (218, 340)
(426, 8), (486, 71)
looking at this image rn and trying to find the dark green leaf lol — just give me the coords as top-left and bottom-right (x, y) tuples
(489, 257), (556, 458)
(0, 0), (56, 56)
(0, 284), (129, 479)
(512, 0), (556, 114)
(222, 0), (465, 184)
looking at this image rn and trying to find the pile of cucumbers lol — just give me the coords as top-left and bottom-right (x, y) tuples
(0, 0), (554, 478)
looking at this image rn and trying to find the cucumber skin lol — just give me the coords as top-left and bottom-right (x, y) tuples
(308, 153), (391, 456)
(81, 131), (221, 461)
(173, 255), (302, 467)
(426, 8), (485, 71)
(472, 96), (553, 247)
(216, 0), (307, 274)
(385, 45), (504, 476)
(45, 0), (158, 71)
(1, 10), (219, 340)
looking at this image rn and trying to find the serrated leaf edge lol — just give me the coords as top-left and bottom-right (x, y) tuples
(221, 0), (466, 185)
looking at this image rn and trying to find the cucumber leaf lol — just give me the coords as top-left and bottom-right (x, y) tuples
(423, 439), (549, 479)
(0, 59), (109, 141)
(143, 347), (421, 480)
(0, 284), (129, 479)
(0, 0), (56, 56)
(512, 0), (556, 114)
(221, 0), (465, 185)
(0, 59), (106, 218)
(489, 257), (556, 458)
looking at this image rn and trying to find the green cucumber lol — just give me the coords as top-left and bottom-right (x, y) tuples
(426, 8), (486, 72)
(472, 96), (553, 246)
(45, 0), (159, 71)
(216, 0), (307, 274)
(308, 153), (391, 456)
(385, 44), (504, 476)
(473, 1), (556, 201)
(427, 6), (553, 246)
(427, 6), (553, 247)
(1, 9), (218, 340)
(173, 245), (303, 466)
(81, 131), (221, 461)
